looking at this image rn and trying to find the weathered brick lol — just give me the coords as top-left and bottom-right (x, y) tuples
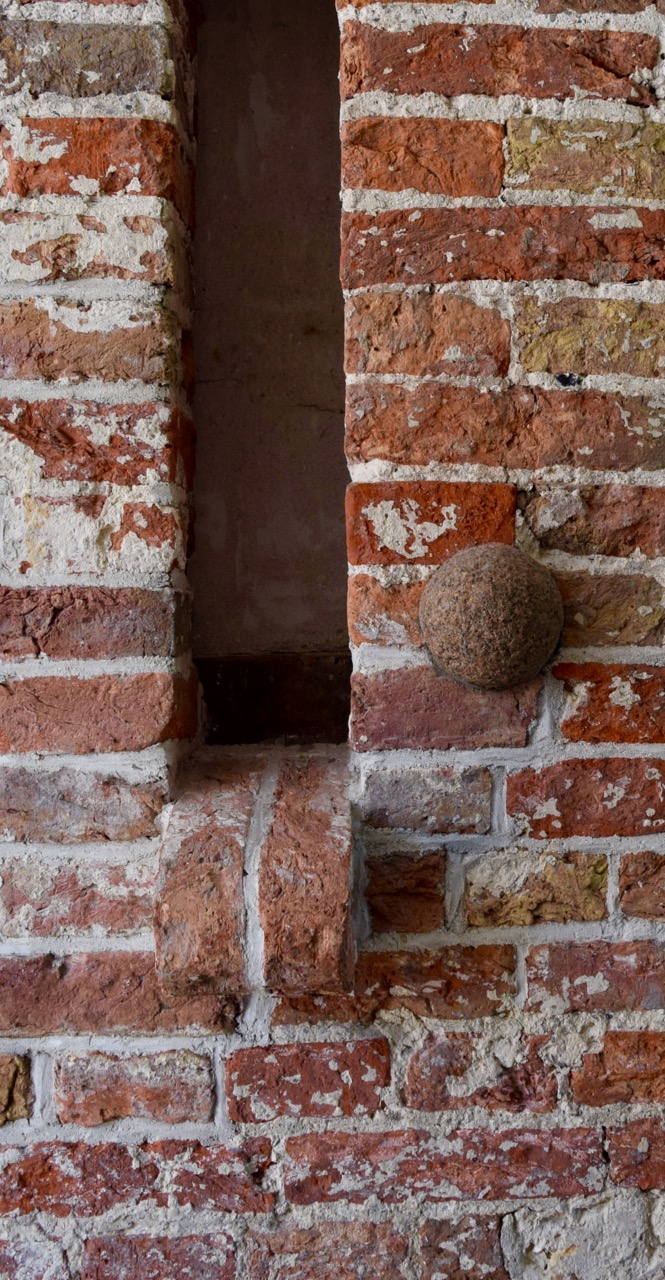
(284, 1126), (603, 1203)
(154, 755), (263, 998)
(1, 118), (193, 223)
(420, 1217), (508, 1280)
(347, 482), (515, 566)
(0, 952), (230, 1034)
(348, 574), (424, 648)
(0, 22), (171, 97)
(0, 672), (196, 753)
(0, 1139), (273, 1216)
(0, 1241), (69, 1280)
(0, 1054), (31, 1124)
(525, 486), (665, 559)
(558, 572), (665, 648)
(341, 23), (657, 102)
(555, 662), (665, 744)
(572, 1031), (665, 1106)
(0, 855), (154, 937)
(2, 492), (187, 580)
(260, 751), (354, 996)
(345, 383), (665, 473)
(1, 399), (193, 486)
(508, 118), (665, 199)
(81, 1236), (236, 1280)
(501, 1197), (654, 1280)
(345, 292), (510, 378)
(0, 764), (166, 843)
(464, 849), (607, 928)
(518, 297), (665, 379)
(359, 765), (492, 834)
(405, 1032), (556, 1115)
(342, 206), (665, 288)
(341, 118), (504, 196)
(0, 298), (176, 383)
(226, 1040), (390, 1122)
(608, 1120), (665, 1189)
(0, 204), (178, 286)
(246, 1223), (409, 1280)
(0, 587), (180, 660)
(351, 668), (540, 752)
(526, 941), (665, 1013)
(276, 945), (515, 1024)
(366, 851), (445, 934)
(507, 759), (665, 839)
(620, 851), (665, 919)
(54, 1050), (214, 1126)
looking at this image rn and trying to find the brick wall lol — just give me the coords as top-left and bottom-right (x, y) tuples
(1, 0), (665, 1275)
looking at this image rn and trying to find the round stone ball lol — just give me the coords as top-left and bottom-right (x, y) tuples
(419, 544), (563, 690)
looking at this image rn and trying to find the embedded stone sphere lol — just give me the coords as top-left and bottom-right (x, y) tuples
(419, 544), (563, 690)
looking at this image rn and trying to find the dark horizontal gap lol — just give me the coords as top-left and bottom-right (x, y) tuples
(196, 652), (352, 745)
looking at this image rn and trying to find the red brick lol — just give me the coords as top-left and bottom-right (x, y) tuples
(284, 1126), (603, 1203)
(0, 856), (154, 938)
(0, 22), (172, 98)
(0, 672), (196, 753)
(341, 23), (657, 101)
(259, 751), (354, 996)
(420, 1217), (509, 1280)
(54, 1050), (214, 1125)
(0, 765), (166, 843)
(558, 572), (665, 648)
(0, 299), (176, 383)
(507, 759), (665, 839)
(345, 292), (510, 378)
(226, 1039), (390, 1122)
(81, 1236), (235, 1280)
(404, 1032), (557, 1114)
(524, 486), (665, 559)
(555, 662), (665, 744)
(608, 1120), (665, 1189)
(348, 575), (424, 648)
(526, 941), (665, 1013)
(246, 1223), (409, 1280)
(366, 851), (445, 934)
(347, 482), (515, 566)
(0, 1054), (31, 1123)
(0, 587), (180, 660)
(0, 1241), (69, 1280)
(572, 1031), (665, 1106)
(341, 118), (504, 196)
(345, 383), (665, 473)
(351, 668), (540, 752)
(0, 1139), (273, 1216)
(0, 952), (231, 1034)
(1, 399), (193, 486)
(359, 764), (492, 834)
(620, 851), (665, 919)
(1, 118), (193, 223)
(342, 206), (665, 289)
(276, 945), (515, 1024)
(154, 755), (263, 998)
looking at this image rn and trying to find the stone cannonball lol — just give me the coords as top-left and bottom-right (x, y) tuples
(419, 544), (563, 690)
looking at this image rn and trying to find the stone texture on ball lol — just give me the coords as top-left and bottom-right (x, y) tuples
(419, 544), (563, 690)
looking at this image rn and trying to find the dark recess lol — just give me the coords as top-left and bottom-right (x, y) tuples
(197, 653), (352, 745)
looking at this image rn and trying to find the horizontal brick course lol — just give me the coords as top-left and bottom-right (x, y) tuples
(347, 481), (515, 566)
(0, 587), (181, 660)
(525, 486), (665, 559)
(226, 1040), (390, 1122)
(0, 672), (196, 753)
(342, 207), (665, 288)
(608, 1120), (665, 1190)
(359, 764), (492, 834)
(341, 118), (505, 197)
(518, 297), (665, 380)
(0, 765), (166, 842)
(526, 941), (665, 1013)
(341, 24), (657, 102)
(351, 668), (540, 751)
(345, 292), (510, 378)
(0, 1054), (31, 1124)
(54, 1050), (214, 1125)
(508, 118), (665, 199)
(246, 1223), (409, 1280)
(284, 1126), (603, 1203)
(555, 662), (665, 744)
(508, 759), (665, 838)
(0, 855), (154, 937)
(420, 1217), (508, 1280)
